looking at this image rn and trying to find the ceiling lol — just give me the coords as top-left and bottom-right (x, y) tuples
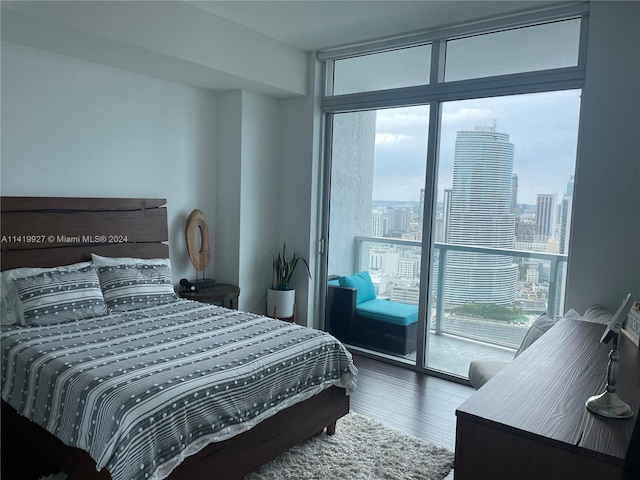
(188, 1), (554, 51)
(1, 0), (563, 96)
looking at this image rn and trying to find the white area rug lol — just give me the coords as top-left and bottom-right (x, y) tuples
(38, 412), (454, 480)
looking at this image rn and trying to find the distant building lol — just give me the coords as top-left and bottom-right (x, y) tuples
(397, 257), (419, 279)
(566, 175), (575, 196)
(389, 284), (420, 305)
(536, 193), (557, 241)
(444, 126), (518, 307)
(443, 189), (452, 243)
(389, 207), (413, 233)
(371, 208), (388, 237)
(511, 174), (518, 214)
(559, 175), (574, 254)
(515, 241), (548, 252)
(515, 219), (537, 242)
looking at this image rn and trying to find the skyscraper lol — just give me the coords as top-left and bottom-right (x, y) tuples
(511, 174), (518, 214)
(566, 175), (574, 196)
(371, 208), (387, 237)
(443, 189), (452, 243)
(444, 126), (518, 306)
(536, 194), (557, 241)
(560, 175), (574, 254)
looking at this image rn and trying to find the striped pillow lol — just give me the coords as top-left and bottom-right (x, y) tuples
(13, 264), (108, 326)
(98, 264), (177, 313)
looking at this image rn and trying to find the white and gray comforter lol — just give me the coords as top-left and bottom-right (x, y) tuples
(1, 300), (357, 480)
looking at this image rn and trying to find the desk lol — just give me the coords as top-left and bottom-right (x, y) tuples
(455, 317), (640, 480)
(178, 283), (240, 309)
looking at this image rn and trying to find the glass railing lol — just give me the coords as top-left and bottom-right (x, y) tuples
(353, 235), (568, 350)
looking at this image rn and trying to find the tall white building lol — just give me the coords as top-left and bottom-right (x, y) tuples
(371, 207), (387, 237)
(560, 176), (574, 254)
(444, 126), (518, 306)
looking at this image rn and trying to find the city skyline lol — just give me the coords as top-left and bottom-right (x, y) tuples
(372, 89), (581, 205)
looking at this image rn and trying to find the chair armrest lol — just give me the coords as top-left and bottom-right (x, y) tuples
(327, 285), (357, 342)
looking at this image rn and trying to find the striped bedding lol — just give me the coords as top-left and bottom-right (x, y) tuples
(1, 300), (357, 480)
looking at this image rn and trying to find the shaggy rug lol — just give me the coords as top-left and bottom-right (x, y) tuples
(38, 412), (454, 480)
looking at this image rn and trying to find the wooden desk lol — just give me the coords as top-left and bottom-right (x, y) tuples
(455, 317), (640, 480)
(178, 283), (240, 309)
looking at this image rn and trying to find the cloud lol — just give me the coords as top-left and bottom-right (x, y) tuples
(375, 132), (410, 145)
(441, 107), (495, 130)
(347, 90), (580, 203)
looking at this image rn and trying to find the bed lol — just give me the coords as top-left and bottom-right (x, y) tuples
(0, 196), (356, 480)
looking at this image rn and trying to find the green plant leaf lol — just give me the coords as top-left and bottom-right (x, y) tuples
(271, 243), (311, 290)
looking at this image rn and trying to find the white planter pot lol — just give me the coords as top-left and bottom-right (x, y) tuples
(267, 288), (295, 318)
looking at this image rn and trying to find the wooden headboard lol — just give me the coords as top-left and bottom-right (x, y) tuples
(0, 197), (169, 271)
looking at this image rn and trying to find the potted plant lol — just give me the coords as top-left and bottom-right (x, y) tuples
(267, 243), (311, 319)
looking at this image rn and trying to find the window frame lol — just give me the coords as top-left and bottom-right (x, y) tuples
(320, 4), (589, 113)
(318, 3), (589, 376)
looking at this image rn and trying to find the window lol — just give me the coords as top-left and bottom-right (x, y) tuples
(321, 6), (587, 379)
(332, 45), (431, 95)
(444, 19), (581, 82)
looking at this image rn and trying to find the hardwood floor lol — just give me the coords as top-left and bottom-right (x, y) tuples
(348, 354), (475, 451)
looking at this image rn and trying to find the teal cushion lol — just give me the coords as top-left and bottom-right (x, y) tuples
(356, 299), (418, 326)
(328, 278), (340, 286)
(339, 271), (376, 304)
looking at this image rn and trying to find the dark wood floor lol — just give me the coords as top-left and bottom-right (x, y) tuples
(348, 354), (475, 451)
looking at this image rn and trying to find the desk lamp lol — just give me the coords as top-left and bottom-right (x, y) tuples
(586, 293), (634, 419)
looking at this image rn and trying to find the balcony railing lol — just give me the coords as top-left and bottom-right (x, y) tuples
(354, 235), (568, 348)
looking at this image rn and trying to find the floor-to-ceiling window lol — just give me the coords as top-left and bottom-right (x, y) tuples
(321, 5), (587, 380)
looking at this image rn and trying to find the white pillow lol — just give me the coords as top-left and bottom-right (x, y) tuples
(97, 263), (177, 313)
(515, 313), (557, 357)
(9, 263), (108, 326)
(3, 262), (93, 281)
(91, 253), (170, 268)
(2, 262), (93, 326)
(1, 274), (24, 326)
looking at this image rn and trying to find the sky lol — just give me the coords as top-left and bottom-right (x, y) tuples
(372, 89), (582, 205)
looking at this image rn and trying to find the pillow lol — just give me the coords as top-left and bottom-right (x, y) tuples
(91, 253), (170, 268)
(582, 304), (614, 324)
(562, 308), (583, 322)
(97, 264), (177, 313)
(3, 262), (93, 280)
(1, 275), (24, 326)
(2, 261), (94, 326)
(11, 264), (108, 326)
(338, 271), (377, 304)
(515, 313), (557, 357)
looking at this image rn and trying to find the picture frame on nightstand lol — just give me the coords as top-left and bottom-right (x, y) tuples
(622, 301), (640, 348)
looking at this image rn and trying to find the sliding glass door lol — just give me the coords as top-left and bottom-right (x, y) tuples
(321, 9), (587, 379)
(426, 91), (581, 376)
(327, 106), (429, 362)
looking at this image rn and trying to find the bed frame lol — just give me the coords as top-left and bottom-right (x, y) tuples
(0, 196), (350, 480)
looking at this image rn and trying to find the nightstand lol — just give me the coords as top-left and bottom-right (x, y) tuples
(178, 283), (240, 309)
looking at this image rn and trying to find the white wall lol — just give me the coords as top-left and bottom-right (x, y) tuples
(566, 1), (640, 312)
(214, 91), (243, 295)
(215, 91), (282, 315)
(238, 92), (281, 314)
(279, 55), (325, 328)
(0, 42), (218, 282)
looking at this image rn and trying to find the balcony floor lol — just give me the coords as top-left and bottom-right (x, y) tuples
(424, 331), (516, 378)
(348, 330), (516, 380)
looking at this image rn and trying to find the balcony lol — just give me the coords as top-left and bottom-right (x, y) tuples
(330, 235), (568, 378)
